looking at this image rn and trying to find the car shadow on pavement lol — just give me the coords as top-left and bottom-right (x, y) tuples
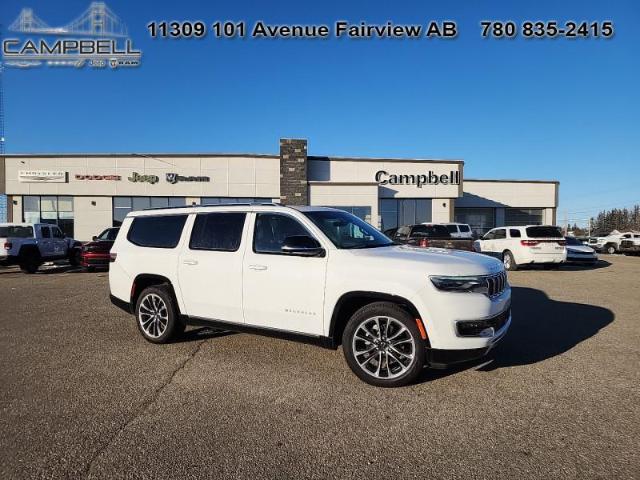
(421, 286), (614, 381)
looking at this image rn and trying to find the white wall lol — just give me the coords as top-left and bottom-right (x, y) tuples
(309, 183), (379, 226)
(458, 180), (558, 208)
(74, 196), (113, 241)
(432, 199), (454, 223)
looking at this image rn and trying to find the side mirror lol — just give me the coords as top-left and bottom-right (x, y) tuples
(281, 235), (325, 257)
(92, 236), (98, 241)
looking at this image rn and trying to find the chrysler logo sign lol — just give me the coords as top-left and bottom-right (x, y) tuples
(375, 170), (460, 188)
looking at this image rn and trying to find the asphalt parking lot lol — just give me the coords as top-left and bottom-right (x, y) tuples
(0, 256), (638, 479)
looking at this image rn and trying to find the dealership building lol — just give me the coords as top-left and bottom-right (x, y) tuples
(0, 138), (559, 241)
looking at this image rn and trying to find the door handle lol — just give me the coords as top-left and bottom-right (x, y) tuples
(182, 259), (198, 266)
(248, 264), (268, 271)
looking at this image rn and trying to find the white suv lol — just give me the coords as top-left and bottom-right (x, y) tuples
(109, 204), (511, 387)
(474, 225), (567, 271)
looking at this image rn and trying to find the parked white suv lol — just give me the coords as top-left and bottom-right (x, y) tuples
(474, 225), (566, 271)
(109, 204), (511, 387)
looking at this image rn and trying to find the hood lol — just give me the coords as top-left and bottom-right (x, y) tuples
(347, 245), (504, 276)
(567, 245), (595, 254)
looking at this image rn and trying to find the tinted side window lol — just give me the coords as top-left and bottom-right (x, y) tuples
(254, 214), (311, 254)
(509, 229), (521, 238)
(127, 215), (188, 248)
(445, 225), (458, 233)
(190, 212), (246, 252)
(483, 231), (495, 240)
(41, 226), (51, 238)
(493, 229), (506, 239)
(52, 227), (64, 238)
(459, 225), (470, 232)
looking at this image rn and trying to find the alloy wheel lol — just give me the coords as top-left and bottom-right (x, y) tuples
(352, 316), (416, 379)
(138, 293), (169, 338)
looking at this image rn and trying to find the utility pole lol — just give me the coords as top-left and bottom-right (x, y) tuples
(0, 24), (6, 223)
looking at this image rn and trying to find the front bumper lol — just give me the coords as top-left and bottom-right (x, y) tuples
(426, 309), (511, 368)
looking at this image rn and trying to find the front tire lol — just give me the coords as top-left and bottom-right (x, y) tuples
(503, 250), (518, 271)
(135, 286), (183, 344)
(342, 302), (425, 388)
(605, 244), (617, 255)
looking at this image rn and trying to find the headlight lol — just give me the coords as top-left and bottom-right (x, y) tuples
(430, 275), (489, 294)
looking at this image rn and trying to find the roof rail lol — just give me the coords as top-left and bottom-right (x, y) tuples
(142, 202), (284, 211)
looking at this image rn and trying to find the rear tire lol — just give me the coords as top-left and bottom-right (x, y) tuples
(342, 302), (425, 388)
(503, 250), (518, 271)
(135, 285), (183, 344)
(19, 250), (41, 274)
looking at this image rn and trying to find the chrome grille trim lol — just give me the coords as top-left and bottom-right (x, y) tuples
(487, 271), (507, 298)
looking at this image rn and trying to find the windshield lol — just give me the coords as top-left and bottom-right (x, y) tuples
(565, 236), (582, 246)
(98, 228), (119, 241)
(303, 210), (393, 249)
(526, 226), (563, 238)
(0, 225), (34, 238)
(412, 225), (451, 238)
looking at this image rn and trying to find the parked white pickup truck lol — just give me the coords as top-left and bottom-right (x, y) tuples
(0, 223), (81, 273)
(619, 233), (640, 255)
(588, 231), (639, 254)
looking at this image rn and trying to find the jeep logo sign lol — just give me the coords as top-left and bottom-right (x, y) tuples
(375, 170), (460, 188)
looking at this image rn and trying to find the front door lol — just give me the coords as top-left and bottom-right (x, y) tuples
(242, 212), (327, 336)
(38, 225), (54, 258)
(50, 226), (68, 257)
(177, 212), (247, 324)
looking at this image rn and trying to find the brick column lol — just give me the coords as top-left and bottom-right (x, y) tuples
(279, 138), (308, 205)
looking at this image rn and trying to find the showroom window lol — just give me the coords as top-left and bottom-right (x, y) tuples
(379, 199), (432, 231)
(325, 206), (372, 224)
(113, 197), (186, 226)
(23, 195), (75, 237)
(201, 197), (272, 205)
(505, 208), (544, 226)
(454, 208), (495, 237)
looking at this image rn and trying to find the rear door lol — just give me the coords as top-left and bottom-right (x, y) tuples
(177, 211), (248, 324)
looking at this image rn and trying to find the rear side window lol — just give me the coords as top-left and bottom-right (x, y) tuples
(493, 229), (506, 239)
(526, 226), (562, 238)
(127, 215), (188, 248)
(41, 226), (51, 238)
(445, 225), (458, 233)
(509, 229), (521, 238)
(0, 226), (33, 238)
(190, 212), (246, 252)
(459, 225), (470, 232)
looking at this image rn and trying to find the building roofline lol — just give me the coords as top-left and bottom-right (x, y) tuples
(464, 178), (560, 184)
(309, 155), (464, 165)
(1, 153), (280, 159)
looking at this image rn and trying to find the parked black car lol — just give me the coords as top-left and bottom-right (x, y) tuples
(386, 224), (474, 251)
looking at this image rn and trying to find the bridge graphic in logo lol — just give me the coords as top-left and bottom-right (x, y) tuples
(3, 2), (141, 69)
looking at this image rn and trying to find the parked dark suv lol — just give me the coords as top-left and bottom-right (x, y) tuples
(387, 224), (474, 251)
(80, 227), (119, 271)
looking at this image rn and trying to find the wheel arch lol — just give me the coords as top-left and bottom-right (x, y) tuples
(327, 291), (428, 348)
(131, 274), (184, 319)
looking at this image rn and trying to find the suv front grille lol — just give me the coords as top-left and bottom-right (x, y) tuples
(487, 271), (507, 298)
(457, 308), (511, 337)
